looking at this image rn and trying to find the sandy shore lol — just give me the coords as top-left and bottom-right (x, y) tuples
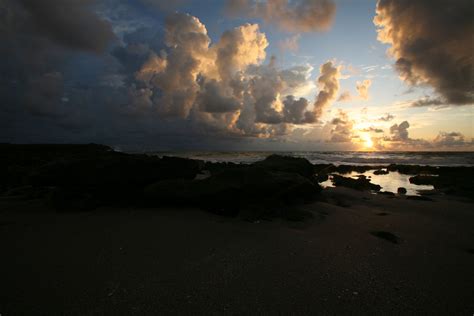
(1, 188), (473, 315)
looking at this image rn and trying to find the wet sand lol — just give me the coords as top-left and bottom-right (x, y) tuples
(1, 188), (473, 315)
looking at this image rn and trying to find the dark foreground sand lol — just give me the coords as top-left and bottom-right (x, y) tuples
(1, 188), (473, 315)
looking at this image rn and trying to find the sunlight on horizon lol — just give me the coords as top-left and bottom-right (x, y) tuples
(362, 133), (374, 150)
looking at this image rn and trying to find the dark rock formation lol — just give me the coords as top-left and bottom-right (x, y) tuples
(332, 174), (381, 191)
(409, 175), (437, 186)
(145, 165), (321, 218)
(254, 154), (316, 179)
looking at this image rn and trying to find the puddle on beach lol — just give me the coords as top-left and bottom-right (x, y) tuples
(320, 169), (434, 196)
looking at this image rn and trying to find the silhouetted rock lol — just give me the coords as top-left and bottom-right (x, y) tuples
(313, 164), (335, 174)
(387, 164), (439, 175)
(374, 169), (389, 175)
(145, 166), (321, 218)
(332, 174), (381, 191)
(254, 155), (316, 179)
(316, 173), (329, 183)
(31, 155), (201, 188)
(397, 187), (407, 195)
(409, 175), (437, 186)
(335, 165), (373, 174)
(377, 191), (395, 196)
(314, 165), (335, 182)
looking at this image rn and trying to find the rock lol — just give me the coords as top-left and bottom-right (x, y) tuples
(145, 166), (322, 218)
(316, 173), (329, 183)
(314, 164), (335, 174)
(387, 164), (439, 175)
(314, 165), (335, 183)
(373, 169), (389, 175)
(397, 187), (407, 195)
(254, 155), (316, 180)
(28, 154), (202, 205)
(378, 191), (395, 196)
(332, 174), (381, 191)
(409, 175), (437, 186)
(335, 165), (373, 174)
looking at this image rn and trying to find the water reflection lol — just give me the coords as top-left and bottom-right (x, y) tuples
(320, 170), (434, 195)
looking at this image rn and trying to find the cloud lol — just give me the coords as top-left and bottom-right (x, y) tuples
(196, 80), (241, 113)
(136, 13), (213, 118)
(361, 127), (384, 133)
(214, 23), (269, 83)
(311, 61), (341, 121)
(278, 34), (301, 52)
(337, 91), (352, 102)
(137, 0), (190, 12)
(356, 79), (371, 100)
(0, 0), (116, 120)
(17, 0), (116, 53)
(409, 97), (445, 108)
(336, 79), (371, 102)
(134, 13), (341, 137)
(278, 64), (314, 96)
(374, 0), (473, 105)
(226, 0), (336, 33)
(378, 113), (395, 121)
(329, 110), (354, 142)
(389, 121), (410, 141)
(24, 72), (65, 117)
(433, 131), (469, 148)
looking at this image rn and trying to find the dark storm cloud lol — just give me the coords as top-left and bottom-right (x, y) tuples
(0, 3), (343, 149)
(17, 0), (116, 53)
(0, 0), (116, 119)
(374, 0), (474, 105)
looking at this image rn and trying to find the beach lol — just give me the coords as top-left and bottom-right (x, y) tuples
(0, 145), (473, 315)
(1, 189), (473, 315)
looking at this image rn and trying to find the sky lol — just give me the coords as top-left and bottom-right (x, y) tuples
(0, 0), (473, 151)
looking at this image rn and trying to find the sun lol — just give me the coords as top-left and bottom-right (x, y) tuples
(362, 134), (374, 149)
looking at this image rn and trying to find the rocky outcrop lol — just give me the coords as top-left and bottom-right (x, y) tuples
(145, 164), (322, 218)
(332, 174), (381, 191)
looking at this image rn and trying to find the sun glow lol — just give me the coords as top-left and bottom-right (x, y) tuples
(362, 133), (373, 149)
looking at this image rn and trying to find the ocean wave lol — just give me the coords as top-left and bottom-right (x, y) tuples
(148, 151), (474, 167)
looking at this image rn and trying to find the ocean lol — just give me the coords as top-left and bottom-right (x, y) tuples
(149, 151), (474, 167)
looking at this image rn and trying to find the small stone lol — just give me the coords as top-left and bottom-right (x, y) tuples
(397, 187), (407, 195)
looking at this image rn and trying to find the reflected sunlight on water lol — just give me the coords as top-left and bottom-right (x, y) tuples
(320, 169), (434, 195)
